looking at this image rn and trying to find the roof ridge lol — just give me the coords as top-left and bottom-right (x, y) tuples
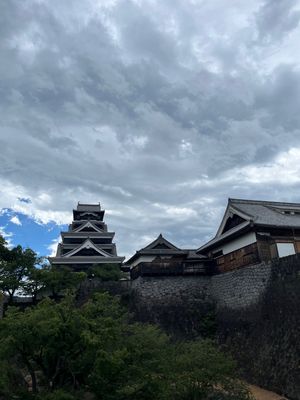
(141, 233), (180, 251)
(77, 202), (100, 206)
(229, 198), (300, 207)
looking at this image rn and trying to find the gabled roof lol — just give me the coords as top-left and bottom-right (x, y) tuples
(216, 201), (252, 237)
(198, 198), (300, 253)
(125, 234), (184, 265)
(62, 239), (112, 258)
(197, 221), (251, 252)
(142, 233), (180, 251)
(73, 221), (103, 233)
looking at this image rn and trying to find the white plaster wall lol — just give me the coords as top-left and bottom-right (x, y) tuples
(131, 255), (156, 267)
(214, 232), (257, 255)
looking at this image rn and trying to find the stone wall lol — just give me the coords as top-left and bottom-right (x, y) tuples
(211, 261), (272, 309)
(131, 275), (212, 304)
(76, 278), (131, 306)
(131, 276), (215, 338)
(215, 255), (300, 400)
(130, 262), (273, 318)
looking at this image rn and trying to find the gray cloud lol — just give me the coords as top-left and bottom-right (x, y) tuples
(1, 0), (300, 258)
(256, 0), (300, 42)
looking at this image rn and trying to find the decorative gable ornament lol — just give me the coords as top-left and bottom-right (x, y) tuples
(73, 221), (103, 233)
(143, 233), (180, 251)
(63, 239), (112, 258)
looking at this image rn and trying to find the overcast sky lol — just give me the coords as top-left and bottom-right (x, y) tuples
(1, 0), (300, 258)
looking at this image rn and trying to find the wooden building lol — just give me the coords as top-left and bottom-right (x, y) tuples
(125, 234), (212, 279)
(197, 198), (300, 273)
(49, 203), (124, 271)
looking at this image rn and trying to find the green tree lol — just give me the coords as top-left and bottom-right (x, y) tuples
(169, 340), (252, 400)
(0, 236), (10, 263)
(22, 261), (48, 303)
(0, 245), (37, 303)
(38, 265), (86, 300)
(87, 263), (123, 281)
(0, 293), (251, 400)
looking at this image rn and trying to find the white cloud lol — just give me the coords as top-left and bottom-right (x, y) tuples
(0, 178), (71, 225)
(238, 147), (300, 185)
(47, 236), (61, 257)
(153, 203), (198, 219)
(10, 215), (22, 226)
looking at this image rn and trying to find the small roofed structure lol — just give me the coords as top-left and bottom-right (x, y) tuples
(125, 234), (212, 279)
(197, 198), (300, 273)
(49, 202), (124, 271)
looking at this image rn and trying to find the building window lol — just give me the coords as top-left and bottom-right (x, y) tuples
(276, 242), (296, 258)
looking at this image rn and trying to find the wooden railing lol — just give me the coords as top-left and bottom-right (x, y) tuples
(130, 261), (210, 279)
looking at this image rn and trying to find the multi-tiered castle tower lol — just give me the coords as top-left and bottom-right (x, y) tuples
(49, 203), (124, 271)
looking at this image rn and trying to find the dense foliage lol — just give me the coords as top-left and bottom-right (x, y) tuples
(0, 237), (86, 302)
(0, 293), (251, 400)
(87, 263), (123, 281)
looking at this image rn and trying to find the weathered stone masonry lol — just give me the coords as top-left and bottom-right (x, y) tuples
(211, 261), (272, 310)
(215, 255), (300, 400)
(131, 261), (273, 313)
(131, 275), (214, 338)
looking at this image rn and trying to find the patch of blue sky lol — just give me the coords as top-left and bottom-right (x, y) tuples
(0, 208), (66, 256)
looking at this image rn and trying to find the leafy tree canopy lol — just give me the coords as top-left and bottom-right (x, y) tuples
(87, 263), (123, 281)
(36, 265), (86, 300)
(0, 235), (86, 303)
(0, 293), (251, 400)
(0, 242), (38, 303)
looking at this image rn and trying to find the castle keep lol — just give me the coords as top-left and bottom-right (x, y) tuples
(49, 203), (124, 271)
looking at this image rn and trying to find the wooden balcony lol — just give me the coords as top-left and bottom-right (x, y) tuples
(130, 261), (211, 279)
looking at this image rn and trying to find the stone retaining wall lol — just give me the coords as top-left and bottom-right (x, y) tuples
(131, 276), (214, 338)
(131, 262), (274, 313)
(131, 275), (212, 304)
(211, 262), (272, 309)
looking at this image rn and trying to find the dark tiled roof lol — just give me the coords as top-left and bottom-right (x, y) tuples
(136, 249), (184, 255)
(230, 198), (300, 228)
(76, 203), (101, 212)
